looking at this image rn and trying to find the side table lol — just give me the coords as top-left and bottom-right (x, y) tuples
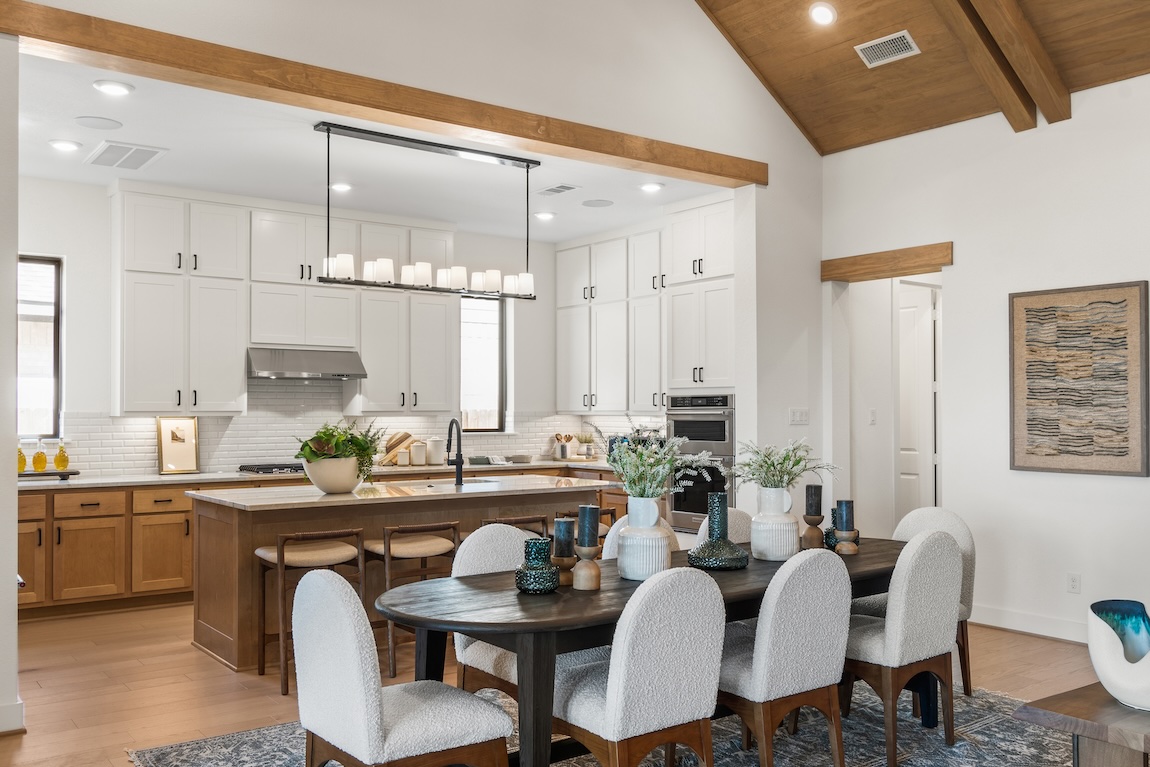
(1014, 682), (1150, 766)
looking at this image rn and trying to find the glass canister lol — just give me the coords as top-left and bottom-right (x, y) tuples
(53, 440), (70, 471)
(31, 440), (48, 472)
(515, 537), (560, 594)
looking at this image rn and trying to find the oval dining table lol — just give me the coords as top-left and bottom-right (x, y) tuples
(374, 539), (907, 767)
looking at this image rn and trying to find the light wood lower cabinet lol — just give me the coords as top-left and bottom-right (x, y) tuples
(17, 522), (47, 605)
(132, 511), (193, 593)
(53, 517), (127, 601)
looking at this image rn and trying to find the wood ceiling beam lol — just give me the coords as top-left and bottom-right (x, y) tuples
(927, 0), (1037, 132)
(967, 0), (1071, 123)
(821, 242), (953, 283)
(0, 0), (767, 188)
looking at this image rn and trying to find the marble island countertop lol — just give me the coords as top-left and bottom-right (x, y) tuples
(186, 473), (618, 511)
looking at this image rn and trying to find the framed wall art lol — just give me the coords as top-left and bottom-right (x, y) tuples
(157, 416), (200, 474)
(1010, 281), (1149, 476)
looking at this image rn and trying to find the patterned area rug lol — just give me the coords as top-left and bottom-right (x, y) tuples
(129, 686), (1072, 767)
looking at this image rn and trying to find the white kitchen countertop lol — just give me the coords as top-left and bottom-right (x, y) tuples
(186, 473), (617, 511)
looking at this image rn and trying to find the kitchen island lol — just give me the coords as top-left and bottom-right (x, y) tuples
(187, 474), (613, 671)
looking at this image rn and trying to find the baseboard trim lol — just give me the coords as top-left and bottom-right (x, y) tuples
(970, 605), (1086, 643)
(0, 698), (25, 736)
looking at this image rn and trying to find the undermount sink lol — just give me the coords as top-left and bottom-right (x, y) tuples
(389, 478), (498, 493)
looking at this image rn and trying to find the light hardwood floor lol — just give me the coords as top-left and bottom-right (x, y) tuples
(3, 607), (1099, 767)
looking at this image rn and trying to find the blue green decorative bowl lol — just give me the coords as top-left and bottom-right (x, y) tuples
(1088, 600), (1150, 710)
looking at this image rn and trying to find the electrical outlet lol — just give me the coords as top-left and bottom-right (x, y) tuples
(1067, 573), (1082, 594)
(868, 408), (877, 426)
(788, 407), (810, 426)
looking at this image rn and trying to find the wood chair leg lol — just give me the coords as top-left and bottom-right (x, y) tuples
(824, 685), (846, 767)
(912, 691), (921, 718)
(740, 720), (752, 751)
(697, 719), (715, 767)
(664, 743), (676, 767)
(277, 561), (290, 695)
(387, 619), (397, 678)
(257, 565), (266, 676)
(786, 708), (799, 735)
(880, 666), (899, 767)
(938, 662), (956, 746)
(839, 672), (856, 717)
(754, 700), (774, 767)
(956, 619), (973, 696)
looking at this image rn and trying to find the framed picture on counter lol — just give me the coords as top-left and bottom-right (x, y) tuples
(157, 416), (200, 474)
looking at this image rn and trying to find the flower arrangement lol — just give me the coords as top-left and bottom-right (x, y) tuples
(591, 422), (721, 498)
(732, 439), (835, 490)
(296, 420), (385, 482)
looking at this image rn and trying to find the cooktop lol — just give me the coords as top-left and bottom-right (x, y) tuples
(238, 463), (305, 474)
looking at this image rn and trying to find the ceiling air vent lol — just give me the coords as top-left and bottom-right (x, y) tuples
(855, 30), (921, 69)
(84, 141), (168, 171)
(537, 183), (580, 196)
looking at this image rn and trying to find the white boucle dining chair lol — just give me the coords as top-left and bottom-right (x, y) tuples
(601, 514), (681, 559)
(292, 569), (513, 767)
(841, 530), (963, 767)
(693, 507), (754, 546)
(717, 549), (851, 767)
(850, 506), (977, 695)
(453, 523), (609, 697)
(551, 567), (726, 767)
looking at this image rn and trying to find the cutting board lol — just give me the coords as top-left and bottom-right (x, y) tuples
(378, 432), (415, 465)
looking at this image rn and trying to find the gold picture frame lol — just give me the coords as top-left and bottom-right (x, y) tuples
(1009, 281), (1149, 476)
(157, 416), (200, 475)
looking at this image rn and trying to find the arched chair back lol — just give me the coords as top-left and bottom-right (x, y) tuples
(893, 507), (975, 621)
(883, 530), (962, 666)
(453, 523), (534, 660)
(693, 507), (754, 546)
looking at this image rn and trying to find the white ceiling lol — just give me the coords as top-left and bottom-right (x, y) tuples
(18, 55), (722, 243)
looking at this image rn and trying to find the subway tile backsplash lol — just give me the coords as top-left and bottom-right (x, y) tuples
(60, 380), (663, 476)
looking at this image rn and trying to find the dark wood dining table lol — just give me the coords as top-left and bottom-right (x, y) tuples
(374, 538), (906, 767)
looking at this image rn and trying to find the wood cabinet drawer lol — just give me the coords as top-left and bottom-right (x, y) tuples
(53, 491), (127, 519)
(133, 487), (194, 514)
(568, 469), (602, 481)
(18, 494), (47, 521)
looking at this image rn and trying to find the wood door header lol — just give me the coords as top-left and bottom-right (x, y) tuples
(0, 0), (767, 188)
(821, 242), (954, 283)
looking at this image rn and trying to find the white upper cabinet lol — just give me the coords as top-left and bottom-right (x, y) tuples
(665, 278), (734, 390)
(188, 202), (249, 279)
(249, 283), (308, 345)
(410, 228), (453, 272)
(188, 278), (247, 412)
(360, 223), (408, 271)
(590, 301), (627, 412)
(556, 246), (591, 308)
(122, 194), (186, 274)
(304, 287), (359, 347)
(351, 291), (408, 412)
(627, 230), (663, 297)
(591, 238), (628, 303)
(307, 217), (358, 279)
(121, 272), (186, 413)
(628, 294), (663, 413)
(408, 292), (459, 411)
(665, 200), (734, 285)
(556, 305), (591, 411)
(251, 210), (310, 283)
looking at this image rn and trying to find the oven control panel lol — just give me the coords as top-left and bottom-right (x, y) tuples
(668, 394), (733, 410)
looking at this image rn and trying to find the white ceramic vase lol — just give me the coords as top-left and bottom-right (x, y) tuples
(1087, 600), (1150, 710)
(302, 456), (360, 494)
(616, 496), (673, 581)
(750, 487), (800, 561)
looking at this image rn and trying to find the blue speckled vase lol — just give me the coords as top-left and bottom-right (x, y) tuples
(516, 537), (560, 594)
(687, 493), (748, 570)
(1088, 599), (1150, 710)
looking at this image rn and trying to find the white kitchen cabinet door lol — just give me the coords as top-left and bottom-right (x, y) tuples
(555, 246), (590, 308)
(304, 287), (358, 347)
(251, 210), (308, 283)
(628, 230), (663, 298)
(556, 305), (591, 411)
(590, 238), (628, 303)
(665, 284), (701, 389)
(664, 200), (734, 285)
(307, 217), (359, 280)
(122, 194), (185, 274)
(188, 278), (247, 412)
(250, 283), (306, 345)
(354, 291), (408, 412)
(410, 229), (453, 271)
(665, 207), (703, 286)
(359, 223), (408, 273)
(122, 273), (187, 412)
(591, 301), (627, 412)
(628, 295), (663, 413)
(189, 202), (249, 279)
(698, 279), (734, 388)
(408, 293), (459, 411)
(700, 201), (734, 279)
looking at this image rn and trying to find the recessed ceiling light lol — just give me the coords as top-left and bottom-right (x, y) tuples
(582, 199), (614, 208)
(330, 182), (352, 192)
(74, 116), (123, 130)
(809, 2), (837, 25)
(93, 80), (135, 96)
(533, 212), (555, 221)
(640, 183), (665, 193)
(48, 139), (82, 152)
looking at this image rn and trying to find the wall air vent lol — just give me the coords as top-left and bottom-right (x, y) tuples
(84, 141), (168, 171)
(537, 183), (580, 196)
(855, 30), (921, 69)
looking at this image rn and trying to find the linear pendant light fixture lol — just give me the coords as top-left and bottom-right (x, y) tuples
(314, 122), (538, 300)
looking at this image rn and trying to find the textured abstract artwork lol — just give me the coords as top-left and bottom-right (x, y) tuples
(1010, 281), (1148, 475)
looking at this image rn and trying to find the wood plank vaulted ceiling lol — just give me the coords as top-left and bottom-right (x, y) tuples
(697, 0), (1150, 154)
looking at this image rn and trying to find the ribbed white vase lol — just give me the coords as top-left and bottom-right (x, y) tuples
(617, 496), (673, 581)
(750, 487), (800, 561)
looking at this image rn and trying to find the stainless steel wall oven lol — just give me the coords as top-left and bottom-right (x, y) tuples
(666, 394), (734, 532)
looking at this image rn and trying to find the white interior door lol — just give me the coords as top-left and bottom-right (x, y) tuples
(897, 283), (937, 520)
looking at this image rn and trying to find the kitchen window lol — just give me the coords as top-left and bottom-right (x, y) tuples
(18, 256), (62, 438)
(460, 296), (504, 432)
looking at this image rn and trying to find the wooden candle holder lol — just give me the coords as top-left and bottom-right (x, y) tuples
(572, 545), (602, 590)
(551, 555), (577, 587)
(834, 529), (859, 555)
(801, 514), (825, 550)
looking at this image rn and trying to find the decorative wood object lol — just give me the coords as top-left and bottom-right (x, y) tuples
(802, 515), (826, 550)
(1009, 281), (1149, 476)
(572, 545), (602, 591)
(834, 530), (859, 556)
(820, 242), (953, 283)
(551, 556), (577, 587)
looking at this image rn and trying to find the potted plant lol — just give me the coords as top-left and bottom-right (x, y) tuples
(595, 423), (721, 580)
(295, 420), (385, 493)
(733, 439), (835, 561)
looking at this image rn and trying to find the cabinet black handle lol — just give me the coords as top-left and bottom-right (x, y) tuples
(308, 265), (313, 280)
(692, 259), (698, 275)
(177, 252), (182, 269)
(80, 502), (100, 508)
(413, 392), (418, 407)
(662, 393), (667, 406)
(591, 393), (597, 407)
(652, 392), (657, 407)
(177, 389), (181, 406)
(56, 527), (61, 545)
(401, 392), (405, 406)
(698, 258), (703, 274)
(153, 498), (173, 504)
(590, 286), (596, 299)
(185, 519), (190, 536)
(192, 390), (197, 406)
(699, 367), (704, 382)
(193, 253), (198, 271)
(652, 276), (657, 291)
(583, 287), (589, 301)
(583, 394), (588, 407)
(37, 528), (42, 547)
(661, 274), (666, 288)
(692, 367), (699, 382)
(300, 264), (305, 280)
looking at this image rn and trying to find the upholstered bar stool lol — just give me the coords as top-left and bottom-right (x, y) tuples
(256, 528), (366, 695)
(365, 521), (461, 678)
(480, 514), (548, 537)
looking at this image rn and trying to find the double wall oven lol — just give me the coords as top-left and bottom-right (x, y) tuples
(666, 394), (735, 532)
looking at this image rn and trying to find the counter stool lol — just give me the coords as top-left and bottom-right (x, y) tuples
(256, 528), (366, 695)
(366, 521), (461, 678)
(480, 514), (548, 537)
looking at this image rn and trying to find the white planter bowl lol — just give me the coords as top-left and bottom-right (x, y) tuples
(302, 457), (360, 494)
(1088, 600), (1150, 710)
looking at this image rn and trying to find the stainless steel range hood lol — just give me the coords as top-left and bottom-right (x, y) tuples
(247, 348), (367, 380)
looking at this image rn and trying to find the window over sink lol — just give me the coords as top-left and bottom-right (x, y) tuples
(18, 256), (62, 438)
(460, 296), (504, 432)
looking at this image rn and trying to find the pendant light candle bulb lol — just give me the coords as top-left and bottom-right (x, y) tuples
(362, 261), (376, 282)
(484, 269), (502, 293)
(375, 258), (395, 283)
(333, 253), (355, 279)
(400, 264), (416, 285)
(450, 265), (468, 290)
(470, 273), (486, 292)
(436, 268), (451, 288)
(502, 275), (518, 294)
(413, 261), (433, 287)
(517, 272), (535, 296)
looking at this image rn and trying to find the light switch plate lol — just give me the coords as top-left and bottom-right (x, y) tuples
(788, 407), (810, 426)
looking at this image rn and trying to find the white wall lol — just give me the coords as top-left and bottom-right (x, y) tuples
(0, 33), (24, 734)
(824, 74), (1150, 641)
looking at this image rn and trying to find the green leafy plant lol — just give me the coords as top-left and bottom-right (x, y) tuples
(732, 439), (835, 490)
(295, 420), (385, 482)
(590, 421), (721, 498)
